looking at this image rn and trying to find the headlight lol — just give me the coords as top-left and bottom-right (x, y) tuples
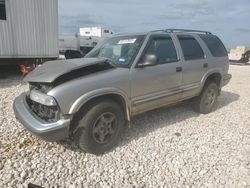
(30, 90), (57, 106)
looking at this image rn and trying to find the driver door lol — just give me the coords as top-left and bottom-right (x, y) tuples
(130, 34), (182, 114)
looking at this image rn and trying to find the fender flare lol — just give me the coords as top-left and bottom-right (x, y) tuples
(68, 88), (131, 121)
(200, 69), (222, 92)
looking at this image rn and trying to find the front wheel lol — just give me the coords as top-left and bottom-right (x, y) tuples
(194, 82), (219, 114)
(74, 100), (125, 155)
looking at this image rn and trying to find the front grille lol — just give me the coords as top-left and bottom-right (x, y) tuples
(26, 96), (60, 122)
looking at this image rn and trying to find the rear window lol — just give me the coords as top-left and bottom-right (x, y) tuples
(199, 34), (227, 57)
(178, 35), (204, 60)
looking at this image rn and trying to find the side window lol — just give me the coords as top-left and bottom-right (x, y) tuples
(178, 35), (204, 60)
(199, 34), (227, 57)
(0, 0), (6, 20)
(144, 37), (178, 64)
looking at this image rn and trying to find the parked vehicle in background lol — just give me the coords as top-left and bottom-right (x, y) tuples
(14, 29), (231, 155)
(0, 0), (58, 66)
(228, 46), (250, 64)
(59, 27), (113, 59)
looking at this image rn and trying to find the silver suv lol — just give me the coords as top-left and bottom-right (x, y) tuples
(14, 29), (232, 154)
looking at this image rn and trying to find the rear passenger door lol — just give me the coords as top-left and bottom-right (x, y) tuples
(176, 34), (207, 96)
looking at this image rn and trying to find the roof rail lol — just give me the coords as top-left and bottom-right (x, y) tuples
(150, 29), (165, 33)
(165, 29), (212, 34)
(113, 32), (129, 36)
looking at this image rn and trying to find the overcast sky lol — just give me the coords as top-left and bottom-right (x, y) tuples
(59, 0), (250, 48)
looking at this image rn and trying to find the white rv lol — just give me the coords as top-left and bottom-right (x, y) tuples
(59, 27), (113, 59)
(79, 27), (113, 38)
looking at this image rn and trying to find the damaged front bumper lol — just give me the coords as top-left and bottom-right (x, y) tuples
(13, 93), (70, 141)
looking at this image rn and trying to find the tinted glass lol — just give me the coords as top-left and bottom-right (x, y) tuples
(144, 37), (178, 64)
(0, 0), (6, 20)
(178, 35), (204, 60)
(199, 34), (227, 57)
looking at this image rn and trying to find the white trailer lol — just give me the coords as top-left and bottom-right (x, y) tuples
(59, 27), (113, 59)
(80, 27), (113, 38)
(59, 34), (102, 59)
(0, 0), (58, 65)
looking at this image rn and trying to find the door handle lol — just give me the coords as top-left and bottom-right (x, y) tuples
(176, 67), (182, 72)
(203, 63), (208, 68)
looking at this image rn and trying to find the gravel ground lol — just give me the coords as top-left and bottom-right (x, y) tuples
(0, 65), (250, 187)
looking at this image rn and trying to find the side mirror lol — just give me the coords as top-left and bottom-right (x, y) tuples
(138, 54), (157, 68)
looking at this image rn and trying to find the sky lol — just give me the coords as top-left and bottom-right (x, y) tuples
(58, 0), (250, 48)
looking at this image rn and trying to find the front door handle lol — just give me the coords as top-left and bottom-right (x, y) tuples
(203, 63), (208, 68)
(176, 67), (182, 72)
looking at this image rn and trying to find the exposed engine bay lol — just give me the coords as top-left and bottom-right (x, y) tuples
(26, 60), (115, 122)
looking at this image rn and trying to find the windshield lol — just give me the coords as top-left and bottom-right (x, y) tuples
(85, 35), (145, 66)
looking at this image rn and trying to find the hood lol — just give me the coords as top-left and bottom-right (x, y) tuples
(24, 57), (113, 83)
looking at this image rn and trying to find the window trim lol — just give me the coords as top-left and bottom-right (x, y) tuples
(0, 0), (7, 21)
(136, 34), (179, 67)
(177, 34), (205, 61)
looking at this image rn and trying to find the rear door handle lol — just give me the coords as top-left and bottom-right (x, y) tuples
(203, 63), (208, 68)
(176, 67), (182, 72)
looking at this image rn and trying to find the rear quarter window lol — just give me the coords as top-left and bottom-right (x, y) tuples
(199, 34), (227, 57)
(177, 35), (205, 60)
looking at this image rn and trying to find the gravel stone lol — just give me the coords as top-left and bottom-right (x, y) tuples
(0, 65), (250, 187)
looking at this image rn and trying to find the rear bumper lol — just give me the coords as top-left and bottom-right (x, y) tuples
(221, 73), (232, 87)
(13, 93), (70, 142)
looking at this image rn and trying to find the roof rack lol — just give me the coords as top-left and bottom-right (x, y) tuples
(150, 29), (165, 33)
(151, 29), (212, 34)
(113, 32), (129, 36)
(165, 29), (212, 34)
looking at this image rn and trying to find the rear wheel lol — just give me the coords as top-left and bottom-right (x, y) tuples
(74, 100), (125, 155)
(194, 82), (219, 114)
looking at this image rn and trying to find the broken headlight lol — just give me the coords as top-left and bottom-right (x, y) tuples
(30, 89), (57, 106)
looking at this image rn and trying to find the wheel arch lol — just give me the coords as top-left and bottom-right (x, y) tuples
(200, 70), (222, 92)
(205, 72), (221, 86)
(69, 88), (131, 122)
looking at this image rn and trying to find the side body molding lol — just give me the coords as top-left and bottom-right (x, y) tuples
(68, 88), (131, 121)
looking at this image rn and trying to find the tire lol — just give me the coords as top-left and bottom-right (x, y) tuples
(73, 100), (125, 155)
(194, 82), (219, 114)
